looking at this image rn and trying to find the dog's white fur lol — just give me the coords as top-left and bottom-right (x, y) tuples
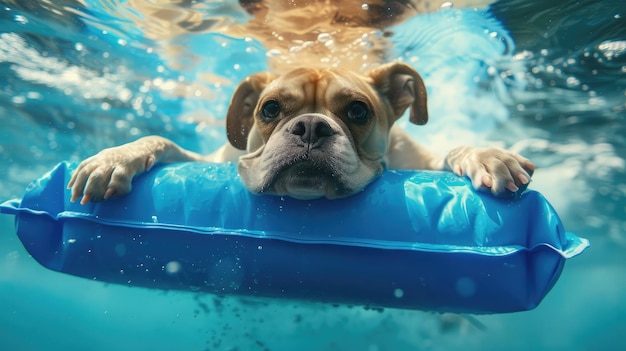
(68, 62), (534, 204)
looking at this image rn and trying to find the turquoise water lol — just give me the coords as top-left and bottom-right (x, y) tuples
(1, 0), (625, 350)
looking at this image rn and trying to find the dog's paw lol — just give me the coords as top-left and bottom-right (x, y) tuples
(67, 145), (157, 204)
(449, 147), (536, 197)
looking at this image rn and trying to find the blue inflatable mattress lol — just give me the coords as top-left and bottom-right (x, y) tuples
(0, 162), (588, 313)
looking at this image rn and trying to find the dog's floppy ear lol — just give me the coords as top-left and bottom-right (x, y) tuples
(226, 72), (277, 150)
(368, 62), (428, 125)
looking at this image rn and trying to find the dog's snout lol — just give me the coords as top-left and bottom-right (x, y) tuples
(290, 115), (334, 147)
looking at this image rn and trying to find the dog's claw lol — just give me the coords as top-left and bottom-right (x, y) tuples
(517, 173), (529, 185)
(506, 181), (519, 193)
(104, 188), (116, 201)
(481, 174), (493, 189)
(79, 193), (91, 205)
(453, 164), (463, 176)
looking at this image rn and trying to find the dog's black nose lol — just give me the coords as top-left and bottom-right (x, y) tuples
(290, 115), (334, 147)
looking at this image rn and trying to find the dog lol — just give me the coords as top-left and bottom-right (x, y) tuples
(68, 62), (535, 204)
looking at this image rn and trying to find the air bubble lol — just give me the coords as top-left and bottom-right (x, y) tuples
(11, 96), (25, 104)
(165, 261), (182, 274)
(14, 15), (28, 24)
(27, 91), (42, 100)
(566, 77), (580, 87)
(393, 288), (404, 298)
(266, 49), (282, 57)
(440, 2), (453, 10)
(317, 33), (331, 42)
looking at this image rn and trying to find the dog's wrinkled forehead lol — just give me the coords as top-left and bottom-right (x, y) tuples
(259, 68), (378, 113)
(226, 61), (427, 151)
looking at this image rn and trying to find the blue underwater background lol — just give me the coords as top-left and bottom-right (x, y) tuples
(1, 0), (625, 350)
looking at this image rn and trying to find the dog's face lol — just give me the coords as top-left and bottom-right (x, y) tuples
(226, 62), (428, 199)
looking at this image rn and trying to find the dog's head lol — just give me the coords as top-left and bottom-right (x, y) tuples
(226, 62), (427, 199)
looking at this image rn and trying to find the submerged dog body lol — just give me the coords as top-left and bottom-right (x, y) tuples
(68, 62), (534, 204)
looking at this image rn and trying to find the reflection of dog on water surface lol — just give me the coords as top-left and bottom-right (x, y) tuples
(124, 0), (492, 72)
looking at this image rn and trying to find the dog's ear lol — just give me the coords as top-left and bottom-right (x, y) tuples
(226, 72), (277, 150)
(368, 62), (428, 125)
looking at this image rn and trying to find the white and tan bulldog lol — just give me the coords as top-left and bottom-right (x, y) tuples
(68, 62), (535, 204)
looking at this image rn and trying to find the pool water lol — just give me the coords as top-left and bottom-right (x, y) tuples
(1, 0), (625, 350)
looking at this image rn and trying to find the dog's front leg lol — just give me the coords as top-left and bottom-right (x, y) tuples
(68, 136), (212, 204)
(443, 146), (535, 196)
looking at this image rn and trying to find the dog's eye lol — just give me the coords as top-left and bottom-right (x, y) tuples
(261, 100), (281, 120)
(347, 101), (369, 123)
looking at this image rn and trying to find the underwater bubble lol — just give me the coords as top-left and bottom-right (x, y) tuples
(165, 261), (182, 274)
(393, 288), (404, 298)
(26, 91), (42, 99)
(440, 2), (453, 10)
(566, 76), (581, 87)
(118, 88), (132, 102)
(14, 14), (28, 24)
(115, 120), (130, 129)
(11, 96), (25, 104)
(266, 49), (282, 57)
(317, 33), (332, 42)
